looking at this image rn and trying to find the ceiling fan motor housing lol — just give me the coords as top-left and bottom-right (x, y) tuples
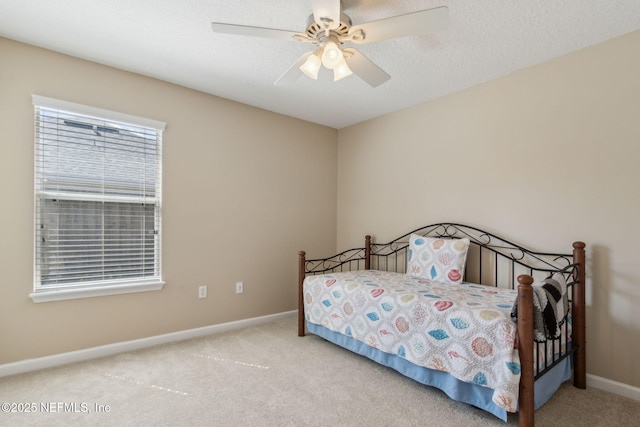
(305, 13), (352, 46)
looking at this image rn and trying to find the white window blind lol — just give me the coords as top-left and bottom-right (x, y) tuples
(32, 95), (165, 301)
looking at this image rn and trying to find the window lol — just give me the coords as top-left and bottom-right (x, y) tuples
(31, 95), (165, 302)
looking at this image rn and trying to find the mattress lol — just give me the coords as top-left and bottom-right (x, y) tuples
(303, 269), (571, 419)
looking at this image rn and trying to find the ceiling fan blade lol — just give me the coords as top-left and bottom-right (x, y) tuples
(311, 0), (341, 30)
(343, 48), (390, 88)
(273, 52), (313, 86)
(348, 6), (448, 44)
(211, 22), (302, 42)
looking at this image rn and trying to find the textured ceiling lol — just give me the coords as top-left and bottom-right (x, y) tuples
(2, 0), (640, 129)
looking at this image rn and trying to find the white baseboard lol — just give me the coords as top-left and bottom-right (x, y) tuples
(0, 311), (296, 379)
(587, 373), (640, 401)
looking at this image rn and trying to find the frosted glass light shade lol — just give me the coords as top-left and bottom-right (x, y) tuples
(321, 42), (342, 69)
(300, 53), (321, 79)
(333, 58), (352, 81)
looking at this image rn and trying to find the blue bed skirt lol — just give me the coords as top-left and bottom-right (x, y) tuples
(307, 322), (571, 422)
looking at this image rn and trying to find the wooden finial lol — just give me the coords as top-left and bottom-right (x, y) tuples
(517, 274), (534, 286)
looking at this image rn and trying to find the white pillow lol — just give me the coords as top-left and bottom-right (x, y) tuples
(407, 234), (470, 284)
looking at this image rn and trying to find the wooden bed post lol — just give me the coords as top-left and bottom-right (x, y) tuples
(572, 241), (587, 389)
(298, 251), (306, 337)
(365, 235), (371, 270)
(517, 274), (535, 427)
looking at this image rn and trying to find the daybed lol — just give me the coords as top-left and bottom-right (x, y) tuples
(297, 223), (586, 426)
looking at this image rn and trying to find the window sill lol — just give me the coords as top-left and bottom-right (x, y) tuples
(29, 280), (165, 303)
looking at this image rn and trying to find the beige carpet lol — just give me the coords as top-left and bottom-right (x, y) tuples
(1, 314), (638, 426)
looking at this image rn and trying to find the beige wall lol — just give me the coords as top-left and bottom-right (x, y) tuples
(337, 30), (640, 387)
(0, 38), (337, 364)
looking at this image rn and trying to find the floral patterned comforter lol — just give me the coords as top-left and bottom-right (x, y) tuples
(303, 270), (521, 412)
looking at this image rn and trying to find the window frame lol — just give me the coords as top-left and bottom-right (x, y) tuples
(30, 95), (166, 303)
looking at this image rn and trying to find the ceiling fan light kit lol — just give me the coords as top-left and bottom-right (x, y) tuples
(211, 1), (448, 87)
(299, 43), (353, 82)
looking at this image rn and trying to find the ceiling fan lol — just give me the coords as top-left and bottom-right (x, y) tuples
(211, 1), (448, 87)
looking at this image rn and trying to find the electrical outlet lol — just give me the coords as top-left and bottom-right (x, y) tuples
(235, 281), (244, 294)
(198, 285), (207, 299)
